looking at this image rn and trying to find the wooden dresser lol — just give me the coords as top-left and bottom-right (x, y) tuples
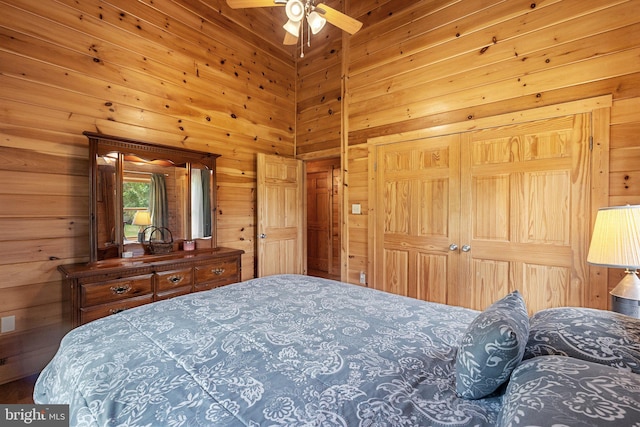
(59, 247), (244, 327)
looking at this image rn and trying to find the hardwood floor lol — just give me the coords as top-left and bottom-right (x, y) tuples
(0, 374), (37, 404)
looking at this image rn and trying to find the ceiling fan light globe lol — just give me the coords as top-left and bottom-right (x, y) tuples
(307, 11), (326, 34)
(285, 0), (304, 22)
(283, 19), (301, 36)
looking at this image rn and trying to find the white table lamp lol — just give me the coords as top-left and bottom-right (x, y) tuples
(587, 205), (640, 317)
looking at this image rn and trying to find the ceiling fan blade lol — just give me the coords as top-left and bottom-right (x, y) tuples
(283, 31), (298, 45)
(226, 0), (283, 9)
(315, 3), (362, 35)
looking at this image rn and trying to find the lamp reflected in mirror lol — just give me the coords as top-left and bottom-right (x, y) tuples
(132, 210), (151, 242)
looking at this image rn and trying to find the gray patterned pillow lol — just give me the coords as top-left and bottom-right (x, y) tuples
(455, 290), (529, 399)
(498, 355), (640, 426)
(524, 307), (640, 373)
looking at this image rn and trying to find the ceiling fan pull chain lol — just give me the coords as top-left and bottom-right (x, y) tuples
(306, 0), (311, 48)
(300, 17), (304, 57)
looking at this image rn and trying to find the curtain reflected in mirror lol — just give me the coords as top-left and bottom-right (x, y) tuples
(191, 169), (212, 238)
(150, 173), (168, 229)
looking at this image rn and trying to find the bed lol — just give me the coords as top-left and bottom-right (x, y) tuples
(34, 274), (640, 426)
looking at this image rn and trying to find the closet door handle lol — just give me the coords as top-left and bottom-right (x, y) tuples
(449, 243), (458, 251)
(461, 245), (471, 252)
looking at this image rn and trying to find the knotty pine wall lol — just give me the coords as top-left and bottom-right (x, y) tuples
(298, 0), (640, 290)
(297, 0), (640, 289)
(0, 0), (297, 384)
(1, 0), (639, 385)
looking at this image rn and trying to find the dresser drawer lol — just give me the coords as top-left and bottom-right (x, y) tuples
(81, 295), (153, 324)
(81, 275), (153, 307)
(155, 268), (193, 292)
(194, 257), (239, 290)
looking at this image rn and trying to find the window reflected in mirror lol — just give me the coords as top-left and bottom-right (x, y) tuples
(122, 158), (187, 247)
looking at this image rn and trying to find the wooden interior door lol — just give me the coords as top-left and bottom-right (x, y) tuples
(373, 113), (592, 313)
(307, 170), (331, 273)
(306, 158), (341, 279)
(456, 113), (591, 313)
(256, 153), (306, 277)
(373, 135), (461, 304)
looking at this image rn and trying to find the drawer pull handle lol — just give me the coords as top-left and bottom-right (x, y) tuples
(109, 308), (127, 314)
(168, 275), (184, 284)
(213, 268), (225, 275)
(111, 284), (131, 295)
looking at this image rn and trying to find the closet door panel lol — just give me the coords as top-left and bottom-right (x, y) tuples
(374, 135), (460, 304)
(382, 248), (410, 297)
(460, 113), (591, 313)
(416, 253), (449, 303)
(469, 259), (510, 311)
(472, 175), (510, 241)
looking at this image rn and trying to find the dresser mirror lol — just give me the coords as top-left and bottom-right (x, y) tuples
(86, 132), (219, 262)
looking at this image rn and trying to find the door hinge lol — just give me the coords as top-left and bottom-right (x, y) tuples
(589, 136), (593, 151)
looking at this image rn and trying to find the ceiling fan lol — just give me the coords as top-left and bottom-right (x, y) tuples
(226, 0), (363, 56)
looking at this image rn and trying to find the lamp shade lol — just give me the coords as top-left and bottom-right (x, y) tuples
(132, 211), (151, 227)
(587, 205), (640, 269)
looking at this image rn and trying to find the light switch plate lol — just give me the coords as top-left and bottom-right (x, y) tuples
(352, 204), (361, 215)
(1, 315), (15, 333)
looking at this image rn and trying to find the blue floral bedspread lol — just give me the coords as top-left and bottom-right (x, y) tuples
(34, 274), (502, 426)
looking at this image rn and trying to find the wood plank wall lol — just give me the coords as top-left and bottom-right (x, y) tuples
(0, 0), (639, 385)
(0, 0), (296, 384)
(310, 0), (640, 289)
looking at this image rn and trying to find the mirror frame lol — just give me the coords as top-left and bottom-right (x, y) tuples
(85, 132), (220, 263)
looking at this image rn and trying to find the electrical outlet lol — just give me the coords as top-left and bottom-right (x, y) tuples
(359, 271), (366, 284)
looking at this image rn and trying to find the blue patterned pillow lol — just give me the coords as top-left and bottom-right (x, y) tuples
(455, 290), (529, 399)
(524, 307), (640, 373)
(498, 355), (640, 426)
